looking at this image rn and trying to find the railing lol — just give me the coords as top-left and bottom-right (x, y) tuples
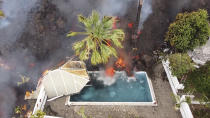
(162, 60), (194, 118)
(32, 86), (47, 114)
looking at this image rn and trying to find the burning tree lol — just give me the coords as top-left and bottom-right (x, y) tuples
(67, 11), (125, 65)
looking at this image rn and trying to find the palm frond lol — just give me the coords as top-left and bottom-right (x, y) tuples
(91, 50), (102, 65)
(68, 11), (125, 65)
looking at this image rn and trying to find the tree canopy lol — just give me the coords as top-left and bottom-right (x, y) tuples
(166, 9), (210, 52)
(67, 11), (125, 65)
(169, 53), (195, 79)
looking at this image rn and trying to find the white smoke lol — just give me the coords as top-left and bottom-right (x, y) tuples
(98, 0), (132, 16)
(0, 0), (38, 118)
(0, 0), (38, 46)
(138, 0), (153, 30)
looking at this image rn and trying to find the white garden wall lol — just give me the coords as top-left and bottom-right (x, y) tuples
(162, 60), (194, 118)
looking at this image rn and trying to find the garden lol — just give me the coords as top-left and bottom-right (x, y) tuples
(165, 9), (210, 118)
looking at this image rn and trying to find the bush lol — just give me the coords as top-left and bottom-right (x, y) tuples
(169, 53), (195, 79)
(185, 61), (210, 100)
(166, 9), (210, 52)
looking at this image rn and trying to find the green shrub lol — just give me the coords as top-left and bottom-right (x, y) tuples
(169, 53), (195, 79)
(166, 9), (210, 52)
(30, 110), (46, 118)
(185, 61), (210, 100)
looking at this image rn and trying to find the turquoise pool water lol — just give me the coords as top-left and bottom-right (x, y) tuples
(70, 72), (153, 102)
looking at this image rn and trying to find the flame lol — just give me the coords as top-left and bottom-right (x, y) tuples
(115, 58), (126, 68)
(21, 104), (27, 111)
(105, 67), (115, 77)
(112, 17), (119, 29)
(42, 69), (49, 76)
(128, 23), (133, 28)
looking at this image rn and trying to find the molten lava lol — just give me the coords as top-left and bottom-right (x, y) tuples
(105, 67), (115, 77)
(112, 17), (119, 29)
(42, 69), (49, 76)
(115, 58), (126, 68)
(128, 23), (133, 28)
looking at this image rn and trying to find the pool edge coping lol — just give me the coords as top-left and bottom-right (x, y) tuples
(66, 71), (157, 106)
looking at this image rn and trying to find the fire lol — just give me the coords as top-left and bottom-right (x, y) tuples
(137, 31), (142, 35)
(128, 23), (133, 28)
(21, 104), (27, 111)
(112, 17), (119, 29)
(115, 58), (126, 68)
(42, 69), (49, 76)
(105, 67), (115, 77)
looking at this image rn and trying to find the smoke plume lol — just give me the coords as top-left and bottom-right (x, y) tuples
(138, 0), (153, 30)
(0, 0), (38, 118)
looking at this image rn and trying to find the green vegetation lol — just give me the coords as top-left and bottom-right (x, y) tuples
(67, 11), (125, 65)
(169, 53), (195, 79)
(184, 61), (210, 101)
(0, 10), (4, 17)
(166, 9), (210, 52)
(30, 110), (46, 118)
(77, 107), (92, 118)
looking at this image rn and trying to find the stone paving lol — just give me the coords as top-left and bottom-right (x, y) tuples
(45, 64), (181, 118)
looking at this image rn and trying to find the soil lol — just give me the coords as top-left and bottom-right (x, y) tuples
(190, 104), (210, 118)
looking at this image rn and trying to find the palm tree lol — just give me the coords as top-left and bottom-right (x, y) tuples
(67, 11), (125, 65)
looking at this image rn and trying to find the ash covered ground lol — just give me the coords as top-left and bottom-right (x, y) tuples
(0, 0), (210, 117)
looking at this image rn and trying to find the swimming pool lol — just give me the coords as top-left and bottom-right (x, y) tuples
(67, 71), (156, 106)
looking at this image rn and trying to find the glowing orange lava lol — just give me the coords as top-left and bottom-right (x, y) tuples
(112, 17), (119, 29)
(128, 23), (133, 28)
(105, 67), (115, 77)
(115, 58), (126, 68)
(42, 69), (49, 76)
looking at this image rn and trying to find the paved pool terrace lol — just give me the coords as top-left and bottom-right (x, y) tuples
(44, 64), (181, 118)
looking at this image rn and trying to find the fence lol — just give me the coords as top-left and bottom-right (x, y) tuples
(162, 60), (193, 118)
(32, 86), (47, 114)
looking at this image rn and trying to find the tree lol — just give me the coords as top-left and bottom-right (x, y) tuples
(166, 9), (210, 52)
(169, 53), (195, 79)
(185, 61), (210, 100)
(67, 11), (125, 65)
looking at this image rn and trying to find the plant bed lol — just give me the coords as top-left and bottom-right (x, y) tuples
(190, 104), (210, 118)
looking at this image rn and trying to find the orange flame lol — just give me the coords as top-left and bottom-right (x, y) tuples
(105, 67), (115, 77)
(42, 69), (49, 76)
(128, 23), (133, 28)
(115, 58), (126, 68)
(25, 91), (31, 98)
(112, 17), (119, 29)
(21, 104), (27, 111)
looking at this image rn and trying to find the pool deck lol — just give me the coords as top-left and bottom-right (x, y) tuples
(45, 64), (181, 118)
